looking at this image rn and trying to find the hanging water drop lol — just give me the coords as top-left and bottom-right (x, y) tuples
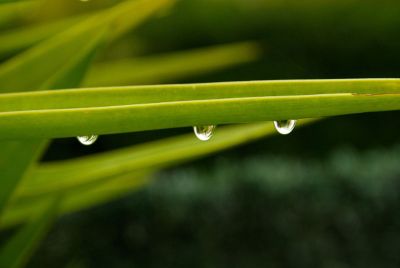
(274, 120), (297, 135)
(77, 135), (98, 145)
(193, 125), (216, 141)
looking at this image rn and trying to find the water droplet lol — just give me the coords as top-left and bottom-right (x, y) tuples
(77, 135), (98, 145)
(193, 125), (216, 141)
(274, 120), (297, 135)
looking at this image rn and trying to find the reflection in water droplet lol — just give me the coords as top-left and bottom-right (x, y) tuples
(77, 135), (98, 145)
(274, 120), (297, 135)
(193, 125), (216, 141)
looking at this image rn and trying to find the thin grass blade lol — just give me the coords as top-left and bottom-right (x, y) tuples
(84, 41), (262, 86)
(0, 80), (399, 139)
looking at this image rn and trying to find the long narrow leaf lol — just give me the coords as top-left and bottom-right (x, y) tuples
(4, 173), (148, 229)
(0, 1), (36, 28)
(16, 121), (310, 199)
(0, 140), (46, 213)
(0, 14), (85, 57)
(0, 0), (174, 93)
(1, 79), (399, 112)
(0, 80), (399, 139)
(6, 121), (314, 226)
(84, 42), (262, 86)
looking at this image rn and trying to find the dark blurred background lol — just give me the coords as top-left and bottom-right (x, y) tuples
(28, 0), (400, 267)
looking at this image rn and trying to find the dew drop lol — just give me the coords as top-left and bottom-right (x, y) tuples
(193, 125), (216, 141)
(77, 135), (98, 145)
(274, 120), (297, 135)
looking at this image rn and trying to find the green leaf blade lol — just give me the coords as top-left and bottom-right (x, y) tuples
(1, 79), (399, 112)
(84, 41), (262, 86)
(0, 140), (46, 213)
(0, 80), (399, 139)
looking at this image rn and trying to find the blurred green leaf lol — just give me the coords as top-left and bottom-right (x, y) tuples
(4, 173), (149, 229)
(39, 27), (107, 90)
(85, 41), (262, 86)
(0, 196), (59, 268)
(20, 122), (288, 198)
(0, 0), (28, 4)
(0, 1), (36, 28)
(0, 0), (173, 58)
(0, 14), (85, 57)
(0, 0), (175, 93)
(0, 141), (47, 213)
(1, 120), (316, 227)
